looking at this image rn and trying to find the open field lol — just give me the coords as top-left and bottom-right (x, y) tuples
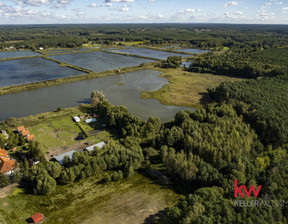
(0, 173), (182, 224)
(140, 68), (244, 108)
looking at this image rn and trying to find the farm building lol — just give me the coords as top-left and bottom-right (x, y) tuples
(53, 150), (76, 165)
(85, 118), (97, 124)
(85, 141), (105, 152)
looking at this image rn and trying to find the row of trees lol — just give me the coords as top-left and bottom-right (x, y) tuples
(24, 142), (144, 195)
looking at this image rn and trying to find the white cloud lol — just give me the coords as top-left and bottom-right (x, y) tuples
(148, 0), (156, 1)
(105, 3), (112, 7)
(178, 8), (201, 14)
(14, 0), (72, 8)
(275, 1), (283, 5)
(234, 11), (244, 15)
(158, 14), (163, 18)
(282, 7), (288, 10)
(105, 0), (134, 2)
(265, 2), (272, 6)
(88, 3), (102, 7)
(121, 5), (129, 11)
(223, 1), (238, 8)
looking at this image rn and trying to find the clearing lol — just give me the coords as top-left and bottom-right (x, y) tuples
(0, 173), (182, 224)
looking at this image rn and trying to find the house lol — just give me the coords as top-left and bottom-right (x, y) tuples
(26, 134), (35, 142)
(21, 130), (30, 137)
(30, 212), (44, 223)
(85, 141), (105, 152)
(73, 116), (81, 123)
(0, 148), (16, 174)
(84, 118), (97, 124)
(17, 126), (25, 133)
(53, 150), (76, 165)
(39, 47), (44, 50)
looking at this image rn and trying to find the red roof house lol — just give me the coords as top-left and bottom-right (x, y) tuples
(26, 134), (35, 142)
(31, 213), (44, 223)
(21, 130), (30, 137)
(17, 126), (25, 133)
(0, 148), (16, 174)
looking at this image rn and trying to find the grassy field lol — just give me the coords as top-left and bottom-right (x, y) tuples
(0, 173), (182, 224)
(140, 68), (244, 108)
(26, 108), (113, 155)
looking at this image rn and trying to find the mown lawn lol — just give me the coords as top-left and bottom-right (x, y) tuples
(0, 173), (182, 224)
(140, 68), (244, 108)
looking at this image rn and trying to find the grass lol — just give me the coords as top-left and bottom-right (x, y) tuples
(26, 108), (113, 153)
(0, 173), (182, 224)
(12, 188), (24, 196)
(140, 68), (244, 108)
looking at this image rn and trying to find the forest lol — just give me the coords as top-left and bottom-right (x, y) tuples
(0, 24), (288, 223)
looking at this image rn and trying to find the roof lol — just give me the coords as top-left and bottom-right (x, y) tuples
(0, 148), (8, 157)
(0, 157), (16, 173)
(31, 213), (43, 223)
(53, 150), (76, 165)
(73, 116), (80, 122)
(85, 118), (97, 124)
(26, 134), (35, 142)
(21, 129), (30, 137)
(17, 126), (25, 132)
(85, 142), (105, 151)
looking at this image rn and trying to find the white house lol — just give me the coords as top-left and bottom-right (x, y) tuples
(73, 116), (81, 123)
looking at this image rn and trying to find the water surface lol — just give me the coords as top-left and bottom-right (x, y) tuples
(50, 51), (154, 72)
(0, 57), (84, 87)
(0, 51), (40, 59)
(110, 48), (189, 60)
(173, 48), (209, 54)
(0, 70), (192, 122)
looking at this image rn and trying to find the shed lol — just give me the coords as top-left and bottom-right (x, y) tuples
(53, 150), (76, 165)
(85, 118), (97, 124)
(85, 142), (105, 152)
(31, 212), (44, 223)
(73, 116), (80, 123)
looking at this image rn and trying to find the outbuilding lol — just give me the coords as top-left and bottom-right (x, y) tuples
(85, 142), (105, 152)
(30, 212), (44, 223)
(53, 150), (76, 165)
(73, 116), (81, 123)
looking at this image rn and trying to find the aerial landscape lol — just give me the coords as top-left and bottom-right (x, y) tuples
(0, 0), (288, 224)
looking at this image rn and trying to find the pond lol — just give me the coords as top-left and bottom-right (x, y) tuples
(0, 70), (193, 122)
(0, 57), (85, 87)
(173, 48), (209, 54)
(109, 48), (189, 60)
(50, 51), (154, 72)
(0, 51), (40, 59)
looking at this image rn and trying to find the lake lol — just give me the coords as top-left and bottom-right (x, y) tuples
(109, 48), (189, 59)
(50, 51), (154, 72)
(0, 57), (85, 87)
(174, 48), (209, 54)
(0, 70), (192, 122)
(0, 51), (40, 59)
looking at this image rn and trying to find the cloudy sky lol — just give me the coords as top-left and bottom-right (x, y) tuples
(0, 0), (287, 24)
